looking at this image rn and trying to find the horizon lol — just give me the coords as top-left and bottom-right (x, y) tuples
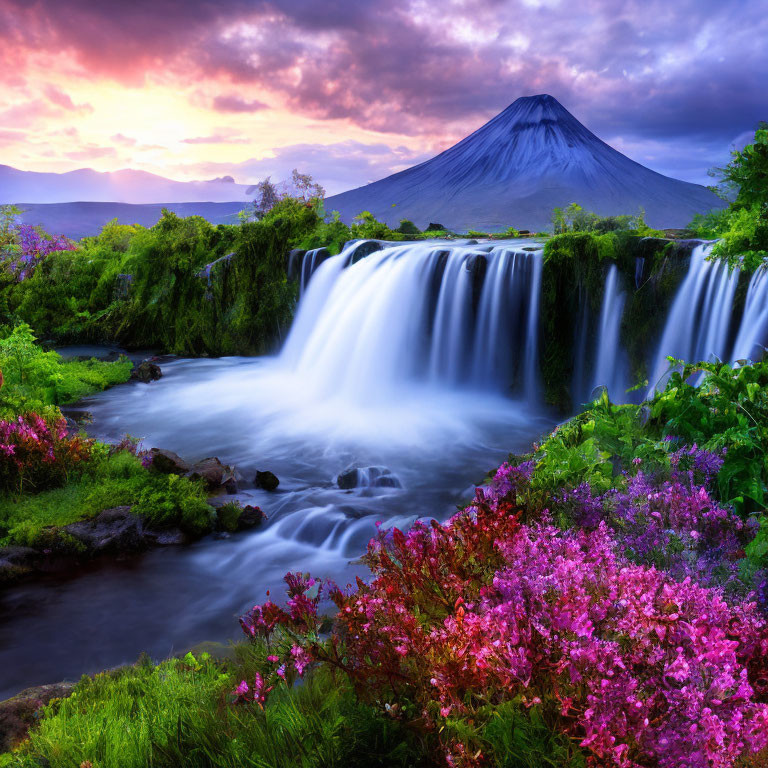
(1, 0), (765, 195)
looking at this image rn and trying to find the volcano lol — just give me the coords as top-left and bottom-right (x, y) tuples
(325, 95), (724, 232)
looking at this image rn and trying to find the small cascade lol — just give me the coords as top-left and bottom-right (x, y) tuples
(299, 247), (331, 293)
(635, 256), (645, 288)
(732, 265), (768, 362)
(648, 244), (740, 392)
(281, 239), (544, 401)
(591, 265), (629, 400)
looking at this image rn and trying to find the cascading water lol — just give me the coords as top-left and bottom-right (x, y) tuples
(591, 265), (629, 401)
(732, 265), (768, 361)
(0, 238), (553, 699)
(648, 244), (740, 392)
(286, 239), (544, 399)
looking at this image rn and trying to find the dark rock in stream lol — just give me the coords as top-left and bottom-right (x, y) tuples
(254, 470), (279, 491)
(337, 466), (402, 490)
(0, 546), (41, 584)
(131, 360), (162, 382)
(237, 505), (264, 529)
(0, 682), (76, 751)
(63, 507), (146, 554)
(189, 457), (238, 492)
(150, 448), (190, 475)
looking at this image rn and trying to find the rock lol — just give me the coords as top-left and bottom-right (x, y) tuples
(345, 240), (382, 266)
(0, 682), (75, 751)
(0, 546), (40, 583)
(188, 457), (237, 491)
(427, 222), (447, 231)
(63, 507), (145, 554)
(237, 505), (264, 529)
(254, 470), (279, 491)
(286, 249), (306, 281)
(131, 360), (162, 383)
(150, 448), (190, 475)
(145, 528), (189, 546)
(337, 466), (401, 490)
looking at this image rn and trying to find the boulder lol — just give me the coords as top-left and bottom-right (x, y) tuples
(150, 448), (190, 475)
(0, 546), (40, 584)
(0, 682), (76, 751)
(63, 507), (145, 554)
(131, 360), (162, 383)
(145, 528), (189, 546)
(254, 470), (279, 491)
(237, 505), (264, 529)
(187, 457), (237, 491)
(337, 466), (402, 490)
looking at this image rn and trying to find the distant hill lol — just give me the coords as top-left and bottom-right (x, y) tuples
(325, 94), (726, 232)
(16, 202), (246, 239)
(0, 165), (252, 205)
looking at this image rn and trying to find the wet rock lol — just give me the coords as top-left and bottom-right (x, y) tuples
(150, 448), (190, 475)
(188, 457), (237, 491)
(286, 248), (306, 281)
(337, 466), (402, 490)
(346, 240), (383, 266)
(131, 360), (162, 383)
(63, 507), (145, 554)
(0, 546), (40, 584)
(145, 527), (189, 546)
(237, 505), (264, 529)
(0, 681), (76, 751)
(254, 470), (279, 491)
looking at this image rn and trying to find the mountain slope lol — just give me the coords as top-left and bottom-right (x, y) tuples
(325, 95), (725, 231)
(15, 202), (246, 239)
(0, 165), (252, 205)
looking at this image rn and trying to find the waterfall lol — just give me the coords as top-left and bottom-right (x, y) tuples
(282, 239), (544, 401)
(732, 265), (768, 362)
(591, 265), (628, 401)
(648, 244), (740, 392)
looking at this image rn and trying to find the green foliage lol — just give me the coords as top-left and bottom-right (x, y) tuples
(395, 218), (421, 235)
(0, 324), (132, 419)
(688, 127), (768, 269)
(551, 203), (657, 236)
(648, 358), (768, 514)
(4, 651), (422, 768)
(0, 450), (213, 546)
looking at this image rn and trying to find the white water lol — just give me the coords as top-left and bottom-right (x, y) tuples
(591, 265), (629, 401)
(732, 265), (768, 362)
(648, 244), (740, 392)
(0, 238), (553, 698)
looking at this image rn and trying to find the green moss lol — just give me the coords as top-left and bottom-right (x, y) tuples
(0, 451), (213, 547)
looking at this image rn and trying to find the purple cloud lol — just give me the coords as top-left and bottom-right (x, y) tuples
(212, 95), (269, 112)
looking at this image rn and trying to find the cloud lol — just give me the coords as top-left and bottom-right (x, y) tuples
(175, 139), (429, 195)
(43, 84), (93, 113)
(64, 145), (118, 160)
(182, 133), (251, 144)
(111, 132), (137, 146)
(0, 0), (765, 183)
(212, 95), (269, 112)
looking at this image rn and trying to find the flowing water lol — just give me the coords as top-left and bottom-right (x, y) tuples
(0, 239), (552, 699)
(3, 236), (766, 699)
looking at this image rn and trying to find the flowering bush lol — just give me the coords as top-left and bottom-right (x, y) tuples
(0, 413), (93, 493)
(237, 461), (768, 767)
(1, 222), (75, 281)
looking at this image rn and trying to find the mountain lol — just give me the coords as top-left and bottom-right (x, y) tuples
(0, 165), (252, 205)
(16, 202), (246, 240)
(325, 95), (725, 232)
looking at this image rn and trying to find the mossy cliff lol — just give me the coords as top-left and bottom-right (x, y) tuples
(539, 232), (698, 411)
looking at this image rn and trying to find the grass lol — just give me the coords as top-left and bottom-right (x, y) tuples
(1, 647), (423, 768)
(0, 451), (213, 547)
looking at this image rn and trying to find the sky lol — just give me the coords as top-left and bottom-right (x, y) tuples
(0, 0), (766, 195)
